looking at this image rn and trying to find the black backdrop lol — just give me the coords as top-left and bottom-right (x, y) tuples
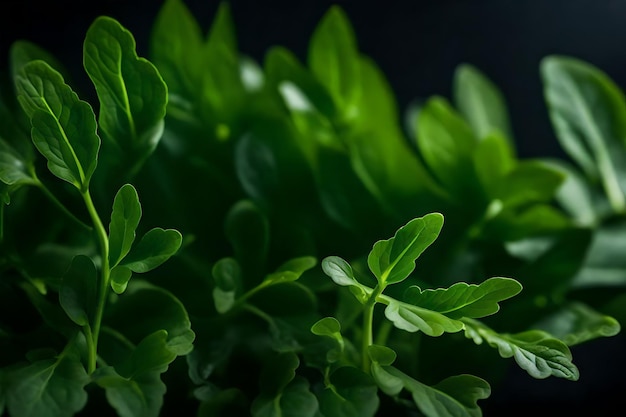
(4, 0), (626, 161)
(2, 0), (626, 414)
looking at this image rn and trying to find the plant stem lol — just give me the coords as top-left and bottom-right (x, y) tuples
(83, 324), (96, 374)
(362, 283), (384, 373)
(82, 189), (110, 374)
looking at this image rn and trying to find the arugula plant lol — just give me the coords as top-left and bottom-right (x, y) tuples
(0, 1), (623, 416)
(0, 17), (190, 417)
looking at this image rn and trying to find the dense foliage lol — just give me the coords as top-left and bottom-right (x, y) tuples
(0, 1), (623, 416)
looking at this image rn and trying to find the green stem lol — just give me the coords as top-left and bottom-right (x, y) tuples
(83, 324), (96, 374)
(82, 189), (110, 374)
(362, 283), (384, 373)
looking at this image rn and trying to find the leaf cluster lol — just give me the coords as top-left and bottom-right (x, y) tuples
(0, 1), (624, 416)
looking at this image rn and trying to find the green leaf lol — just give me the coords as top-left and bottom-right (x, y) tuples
(10, 40), (69, 81)
(59, 255), (97, 326)
(368, 345), (402, 396)
(264, 46), (337, 119)
(116, 330), (177, 378)
(368, 213), (444, 285)
(496, 160), (565, 208)
(93, 365), (166, 417)
(402, 277), (522, 320)
(5, 350), (89, 417)
(15, 60), (100, 190)
(541, 55), (626, 213)
(317, 366), (379, 417)
(120, 228), (182, 273)
(251, 376), (319, 417)
(109, 183), (142, 267)
(321, 256), (366, 290)
(224, 200), (269, 280)
(150, 0), (204, 98)
(0, 137), (37, 188)
(570, 220), (626, 288)
(110, 265), (133, 295)
(264, 256), (317, 286)
(201, 2), (245, 124)
(105, 284), (195, 356)
(383, 297), (465, 337)
(464, 319), (580, 380)
(454, 63), (513, 141)
(84, 17), (167, 168)
(472, 131), (515, 197)
(372, 366), (489, 417)
(543, 158), (599, 227)
(212, 257), (241, 314)
(308, 5), (360, 117)
(311, 317), (344, 360)
(534, 302), (621, 346)
(415, 96), (478, 193)
(258, 352), (300, 397)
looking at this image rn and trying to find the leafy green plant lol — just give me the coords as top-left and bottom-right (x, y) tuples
(0, 1), (623, 416)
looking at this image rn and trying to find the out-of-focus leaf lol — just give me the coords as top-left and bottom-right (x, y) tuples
(541, 55), (626, 213)
(414, 96), (478, 194)
(317, 366), (379, 417)
(308, 5), (360, 118)
(534, 301), (621, 346)
(59, 255), (97, 326)
(212, 257), (240, 314)
(454, 63), (513, 141)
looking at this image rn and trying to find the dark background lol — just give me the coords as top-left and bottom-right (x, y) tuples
(2, 0), (626, 414)
(4, 0), (626, 161)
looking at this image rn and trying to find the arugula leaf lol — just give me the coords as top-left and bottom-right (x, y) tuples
(454, 63), (514, 141)
(308, 5), (360, 119)
(264, 256), (317, 286)
(414, 96), (478, 194)
(120, 228), (182, 273)
(84, 16), (167, 169)
(10, 40), (69, 81)
(251, 353), (319, 417)
(0, 137), (37, 195)
(541, 55), (626, 213)
(105, 284), (195, 356)
(463, 319), (580, 380)
(15, 60), (100, 191)
(472, 130), (515, 197)
(109, 184), (142, 267)
(59, 255), (97, 327)
(317, 366), (379, 417)
(110, 265), (133, 295)
(401, 277), (522, 319)
(150, 0), (204, 99)
(212, 257), (241, 314)
(534, 302), (621, 346)
(369, 362), (489, 417)
(252, 376), (318, 417)
(368, 213), (444, 285)
(93, 365), (166, 417)
(383, 298), (465, 336)
(5, 348), (89, 417)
